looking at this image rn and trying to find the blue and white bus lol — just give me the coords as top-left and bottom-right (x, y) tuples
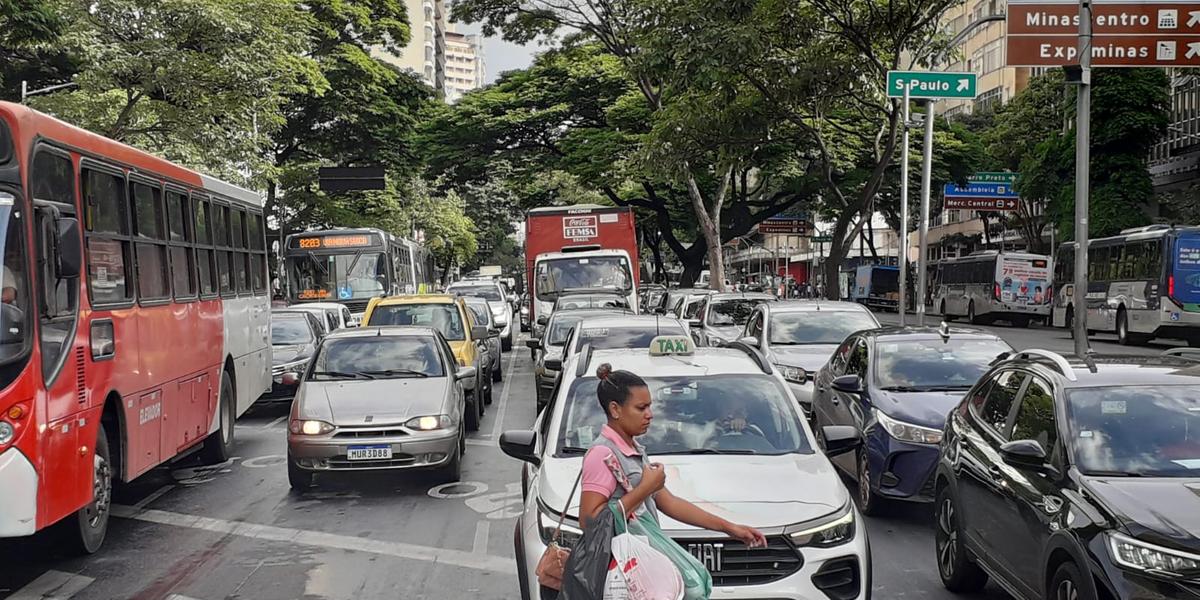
(1052, 225), (1200, 345)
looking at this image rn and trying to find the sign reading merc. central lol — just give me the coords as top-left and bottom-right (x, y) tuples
(1008, 0), (1200, 67)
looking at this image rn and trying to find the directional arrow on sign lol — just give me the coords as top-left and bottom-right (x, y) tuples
(956, 79), (970, 92)
(1188, 41), (1200, 59)
(1189, 10), (1200, 27)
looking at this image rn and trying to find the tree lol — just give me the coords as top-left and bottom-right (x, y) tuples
(0, 0), (78, 100)
(28, 0), (325, 183)
(405, 180), (478, 281)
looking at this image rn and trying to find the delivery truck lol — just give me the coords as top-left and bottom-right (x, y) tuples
(525, 205), (639, 335)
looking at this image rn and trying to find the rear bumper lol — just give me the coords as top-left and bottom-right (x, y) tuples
(0, 448), (38, 536)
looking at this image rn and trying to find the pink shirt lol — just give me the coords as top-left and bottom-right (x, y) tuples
(581, 425), (639, 497)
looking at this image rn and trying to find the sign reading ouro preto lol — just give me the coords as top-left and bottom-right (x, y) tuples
(886, 71), (978, 99)
(1008, 0), (1200, 67)
(969, 172), (1019, 184)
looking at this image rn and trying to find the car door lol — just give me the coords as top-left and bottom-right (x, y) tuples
(956, 369), (1028, 566)
(995, 375), (1066, 599)
(827, 336), (868, 473)
(813, 337), (853, 428)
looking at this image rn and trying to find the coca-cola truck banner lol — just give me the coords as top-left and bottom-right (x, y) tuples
(563, 215), (599, 240)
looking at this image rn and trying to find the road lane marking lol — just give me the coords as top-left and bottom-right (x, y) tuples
(488, 348), (520, 439)
(165, 595), (204, 600)
(132, 484), (175, 510)
(7, 570), (94, 600)
(472, 521), (490, 555)
(110, 505), (514, 575)
(262, 416), (287, 430)
(465, 438), (498, 448)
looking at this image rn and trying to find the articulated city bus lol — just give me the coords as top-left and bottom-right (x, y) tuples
(1052, 224), (1200, 345)
(0, 102), (271, 552)
(934, 250), (1052, 326)
(282, 228), (436, 317)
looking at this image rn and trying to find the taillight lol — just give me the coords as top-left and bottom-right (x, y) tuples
(993, 283), (1001, 300)
(1046, 286), (1053, 304)
(1169, 275), (1175, 299)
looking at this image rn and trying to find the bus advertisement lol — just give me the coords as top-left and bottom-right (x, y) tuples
(935, 251), (1051, 326)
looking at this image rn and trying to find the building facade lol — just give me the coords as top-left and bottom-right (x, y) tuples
(371, 0), (447, 92)
(444, 31), (486, 103)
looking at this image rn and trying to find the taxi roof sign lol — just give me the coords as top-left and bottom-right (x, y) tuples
(650, 335), (695, 356)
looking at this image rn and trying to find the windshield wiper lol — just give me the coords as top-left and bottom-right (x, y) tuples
(361, 369), (428, 378)
(559, 446), (589, 455)
(1084, 470), (1146, 477)
(656, 448), (756, 455)
(880, 385), (972, 392)
(310, 371), (363, 379)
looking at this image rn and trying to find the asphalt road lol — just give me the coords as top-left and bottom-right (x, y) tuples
(2, 321), (1132, 600)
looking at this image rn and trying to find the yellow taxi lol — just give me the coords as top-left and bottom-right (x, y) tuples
(363, 295), (492, 430)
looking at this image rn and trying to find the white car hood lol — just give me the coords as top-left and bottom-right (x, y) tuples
(538, 453), (848, 530)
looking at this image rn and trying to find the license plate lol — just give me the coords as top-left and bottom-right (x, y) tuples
(347, 445), (392, 461)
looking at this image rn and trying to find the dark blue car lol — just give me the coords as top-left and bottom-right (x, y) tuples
(810, 325), (1012, 515)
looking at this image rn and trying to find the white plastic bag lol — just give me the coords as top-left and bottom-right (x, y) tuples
(610, 533), (684, 600)
(604, 557), (630, 600)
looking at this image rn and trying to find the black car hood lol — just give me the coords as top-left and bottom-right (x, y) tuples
(1084, 476), (1200, 554)
(875, 389), (967, 430)
(272, 343), (313, 365)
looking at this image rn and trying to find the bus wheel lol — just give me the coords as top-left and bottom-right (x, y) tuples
(1117, 309), (1148, 345)
(1011, 316), (1031, 328)
(968, 302), (981, 325)
(69, 424), (112, 554)
(200, 371), (235, 463)
(940, 301), (954, 322)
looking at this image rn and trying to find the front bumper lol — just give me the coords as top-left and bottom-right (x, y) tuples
(867, 432), (939, 502)
(289, 428), (460, 472)
(0, 448), (38, 536)
(516, 502), (872, 600)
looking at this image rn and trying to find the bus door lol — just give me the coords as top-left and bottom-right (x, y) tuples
(1171, 232), (1200, 314)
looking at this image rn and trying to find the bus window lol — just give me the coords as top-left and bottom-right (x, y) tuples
(132, 181), (169, 301)
(194, 198), (217, 295)
(32, 150), (78, 381)
(83, 168), (133, 304)
(249, 212), (266, 293)
(166, 191), (196, 298)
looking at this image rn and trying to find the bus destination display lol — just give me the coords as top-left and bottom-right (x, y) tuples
(293, 234), (377, 250)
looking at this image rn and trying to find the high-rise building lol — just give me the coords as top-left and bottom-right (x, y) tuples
(371, 0), (447, 92)
(936, 0), (1034, 118)
(444, 31), (486, 103)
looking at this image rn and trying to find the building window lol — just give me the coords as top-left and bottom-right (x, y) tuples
(974, 87), (1003, 112)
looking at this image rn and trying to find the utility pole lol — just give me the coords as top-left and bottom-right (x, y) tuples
(899, 87), (911, 326)
(20, 80), (78, 103)
(917, 100), (934, 325)
(1072, 0), (1093, 356)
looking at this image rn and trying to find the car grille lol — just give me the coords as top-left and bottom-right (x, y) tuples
(333, 428), (409, 439)
(327, 454), (416, 469)
(683, 536), (802, 587)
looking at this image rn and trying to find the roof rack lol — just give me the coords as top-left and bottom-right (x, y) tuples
(575, 343), (594, 378)
(724, 341), (773, 375)
(1161, 348), (1200, 362)
(998, 349), (1079, 381)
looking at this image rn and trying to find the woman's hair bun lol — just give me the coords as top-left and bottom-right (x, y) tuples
(596, 363), (613, 380)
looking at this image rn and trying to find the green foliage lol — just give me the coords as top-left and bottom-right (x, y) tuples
(0, 0), (77, 98)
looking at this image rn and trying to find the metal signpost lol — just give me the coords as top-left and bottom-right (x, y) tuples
(888, 70), (980, 324)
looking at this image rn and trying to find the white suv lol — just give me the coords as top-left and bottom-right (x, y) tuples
(500, 337), (871, 600)
(448, 280), (514, 351)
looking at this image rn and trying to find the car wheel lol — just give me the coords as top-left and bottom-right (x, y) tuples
(492, 361), (503, 382)
(484, 375), (494, 406)
(855, 450), (884, 516)
(515, 522), (533, 600)
(502, 331), (513, 352)
(1050, 561), (1093, 600)
(66, 423), (112, 554)
(465, 392), (481, 432)
(438, 440), (463, 483)
(936, 487), (988, 592)
(288, 454), (314, 490)
(199, 370), (235, 463)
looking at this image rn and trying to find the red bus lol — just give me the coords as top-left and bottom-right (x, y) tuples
(0, 102), (271, 552)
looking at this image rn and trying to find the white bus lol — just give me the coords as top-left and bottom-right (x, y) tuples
(1052, 225), (1200, 346)
(934, 250), (1052, 327)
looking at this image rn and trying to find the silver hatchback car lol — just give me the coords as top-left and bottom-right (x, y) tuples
(286, 326), (476, 489)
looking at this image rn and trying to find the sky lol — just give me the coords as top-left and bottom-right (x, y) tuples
(454, 22), (540, 84)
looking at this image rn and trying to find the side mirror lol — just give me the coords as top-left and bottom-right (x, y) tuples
(688, 318), (702, 328)
(537, 315), (549, 326)
(281, 372), (300, 387)
(831, 374), (863, 395)
(471, 325), (489, 340)
(738, 336), (759, 348)
(499, 430), (541, 466)
(525, 339), (542, 350)
(821, 425), (862, 457)
(488, 328), (500, 338)
(1000, 439), (1049, 471)
(55, 217), (82, 279)
(456, 365), (478, 381)
(544, 357), (562, 371)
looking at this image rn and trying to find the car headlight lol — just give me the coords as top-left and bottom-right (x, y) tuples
(289, 420), (335, 435)
(537, 502), (583, 548)
(273, 358), (309, 375)
(775, 364), (808, 384)
(875, 410), (943, 444)
(785, 503), (855, 548)
(405, 415), (453, 431)
(0, 421), (13, 446)
(1108, 532), (1200, 576)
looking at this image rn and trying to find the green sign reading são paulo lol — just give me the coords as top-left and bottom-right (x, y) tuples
(886, 71), (979, 99)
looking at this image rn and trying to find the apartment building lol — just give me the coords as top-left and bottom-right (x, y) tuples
(444, 31), (486, 103)
(371, 0), (448, 92)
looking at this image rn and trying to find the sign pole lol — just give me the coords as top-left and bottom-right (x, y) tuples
(899, 86), (911, 326)
(917, 99), (935, 326)
(1073, 0), (1093, 356)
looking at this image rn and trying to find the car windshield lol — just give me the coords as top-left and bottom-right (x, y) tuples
(0, 198), (31, 370)
(1067, 386), (1200, 477)
(286, 251), (388, 301)
(875, 338), (1011, 390)
(547, 314), (587, 346)
(556, 375), (811, 456)
(451, 285), (502, 301)
(271, 317), (313, 345)
(311, 336), (445, 378)
(535, 256), (632, 300)
(576, 324), (688, 350)
(707, 299), (765, 326)
(465, 302), (493, 326)
(367, 304), (465, 341)
(769, 311), (878, 345)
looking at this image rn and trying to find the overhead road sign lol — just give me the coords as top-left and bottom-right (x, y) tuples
(758, 219), (809, 234)
(944, 182), (1020, 211)
(318, 166), (386, 192)
(945, 197), (1020, 211)
(886, 71), (978, 99)
(1008, 0), (1200, 67)
(969, 172), (1019, 184)
(810, 235), (833, 243)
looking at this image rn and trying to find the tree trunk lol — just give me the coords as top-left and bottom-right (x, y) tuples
(683, 163), (732, 292)
(676, 238), (709, 287)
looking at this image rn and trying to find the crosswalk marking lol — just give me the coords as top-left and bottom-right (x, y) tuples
(7, 570), (94, 600)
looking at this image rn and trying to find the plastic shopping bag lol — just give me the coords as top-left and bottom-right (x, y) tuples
(611, 503), (684, 600)
(604, 557), (630, 600)
(560, 500), (619, 600)
(627, 511), (713, 600)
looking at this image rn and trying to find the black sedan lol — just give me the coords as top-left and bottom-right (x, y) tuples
(936, 349), (1200, 600)
(265, 312), (323, 400)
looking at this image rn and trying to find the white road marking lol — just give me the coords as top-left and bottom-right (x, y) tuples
(165, 595), (204, 600)
(262, 416), (287, 430)
(110, 505), (514, 575)
(7, 570), (94, 600)
(488, 348), (520, 439)
(132, 484), (175, 511)
(472, 521), (490, 555)
(465, 438), (498, 448)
